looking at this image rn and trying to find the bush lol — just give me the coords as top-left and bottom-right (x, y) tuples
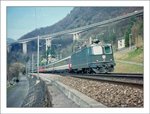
(7, 62), (25, 82)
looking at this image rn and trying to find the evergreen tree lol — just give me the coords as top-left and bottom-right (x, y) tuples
(125, 17), (136, 47)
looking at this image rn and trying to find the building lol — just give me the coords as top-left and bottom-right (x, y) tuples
(118, 38), (125, 50)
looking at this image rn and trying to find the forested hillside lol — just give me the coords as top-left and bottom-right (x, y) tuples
(20, 7), (142, 40)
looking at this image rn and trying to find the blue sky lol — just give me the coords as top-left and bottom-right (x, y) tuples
(7, 7), (73, 40)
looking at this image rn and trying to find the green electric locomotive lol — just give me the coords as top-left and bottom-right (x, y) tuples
(71, 43), (115, 73)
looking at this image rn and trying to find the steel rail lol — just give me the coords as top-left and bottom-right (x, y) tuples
(63, 73), (143, 86)
(83, 73), (143, 78)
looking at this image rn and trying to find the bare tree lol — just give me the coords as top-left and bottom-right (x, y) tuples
(7, 62), (25, 83)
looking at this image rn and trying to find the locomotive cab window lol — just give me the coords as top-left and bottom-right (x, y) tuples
(104, 46), (112, 54)
(92, 46), (103, 55)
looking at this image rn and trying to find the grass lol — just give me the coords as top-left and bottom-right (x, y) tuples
(114, 62), (143, 73)
(114, 47), (143, 63)
(114, 47), (143, 73)
(125, 48), (143, 63)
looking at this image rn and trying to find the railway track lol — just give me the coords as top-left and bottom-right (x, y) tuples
(62, 73), (143, 86)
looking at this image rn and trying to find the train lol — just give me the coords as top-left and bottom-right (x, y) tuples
(39, 42), (115, 74)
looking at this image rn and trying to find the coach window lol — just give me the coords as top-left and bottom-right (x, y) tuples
(92, 46), (103, 55)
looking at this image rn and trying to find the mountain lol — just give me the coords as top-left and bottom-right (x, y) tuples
(20, 7), (142, 40)
(7, 38), (16, 44)
(8, 7), (143, 64)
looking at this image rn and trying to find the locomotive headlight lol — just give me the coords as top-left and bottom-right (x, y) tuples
(102, 55), (106, 60)
(96, 60), (99, 62)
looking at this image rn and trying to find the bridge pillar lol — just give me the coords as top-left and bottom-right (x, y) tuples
(89, 37), (92, 44)
(73, 33), (80, 41)
(45, 38), (52, 51)
(7, 45), (11, 53)
(22, 42), (27, 54)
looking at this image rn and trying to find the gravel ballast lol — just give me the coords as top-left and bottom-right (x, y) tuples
(39, 73), (143, 107)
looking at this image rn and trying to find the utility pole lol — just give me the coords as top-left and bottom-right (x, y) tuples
(28, 60), (31, 73)
(32, 53), (34, 73)
(26, 61), (30, 77)
(129, 34), (132, 50)
(26, 63), (28, 77)
(37, 35), (39, 79)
